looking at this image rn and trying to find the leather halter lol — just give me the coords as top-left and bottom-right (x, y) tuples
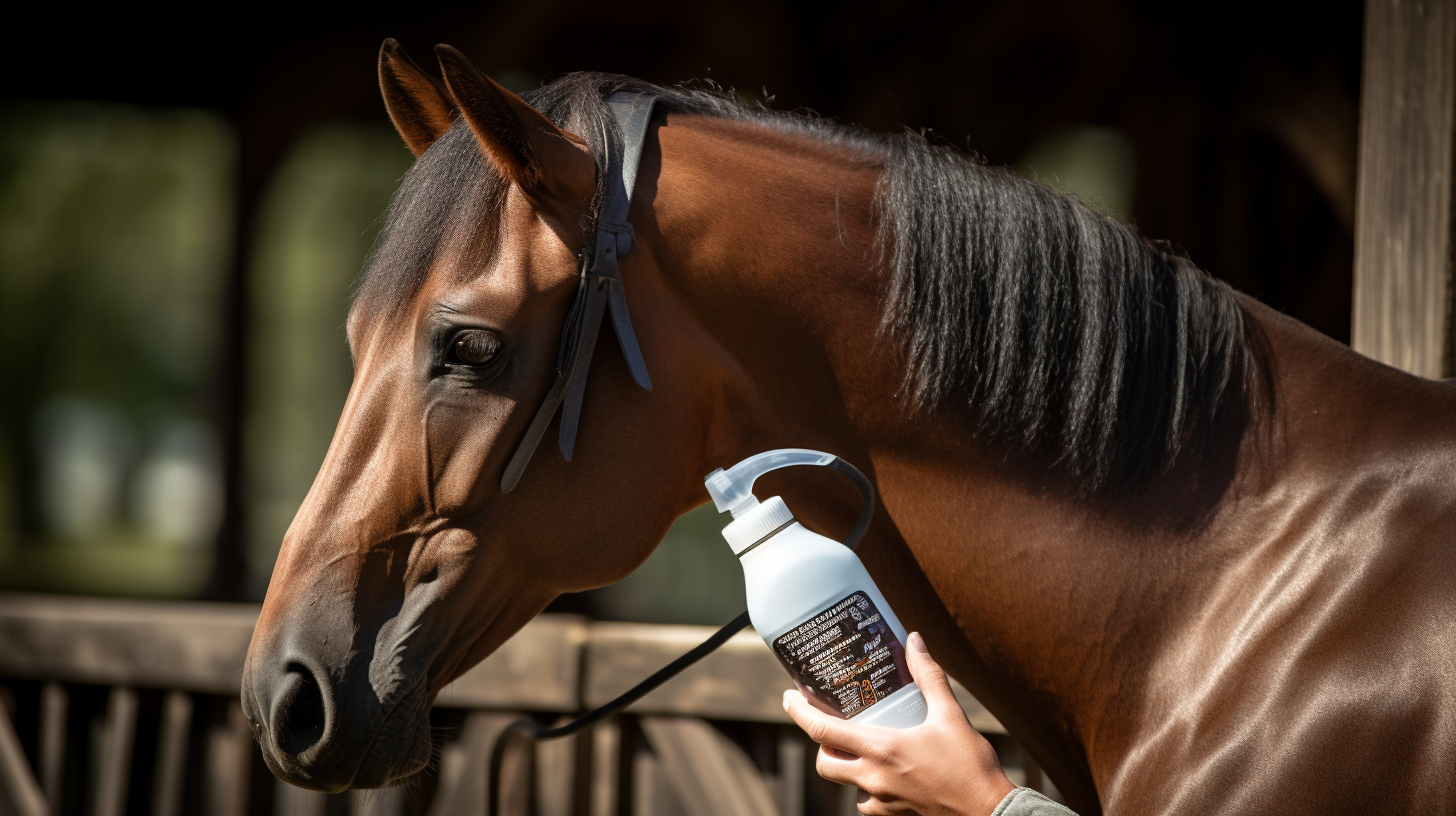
(500, 92), (657, 492)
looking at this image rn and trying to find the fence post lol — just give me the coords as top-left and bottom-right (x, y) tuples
(152, 691), (193, 816)
(0, 698), (47, 816)
(206, 701), (252, 816)
(589, 720), (621, 816)
(37, 683), (65, 811)
(95, 687), (138, 816)
(1352, 0), (1456, 377)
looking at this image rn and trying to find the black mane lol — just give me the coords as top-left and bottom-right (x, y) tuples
(358, 72), (1251, 494)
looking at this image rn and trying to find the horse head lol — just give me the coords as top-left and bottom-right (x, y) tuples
(240, 43), (758, 790)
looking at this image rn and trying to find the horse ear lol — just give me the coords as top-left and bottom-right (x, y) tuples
(434, 44), (595, 212)
(379, 39), (456, 157)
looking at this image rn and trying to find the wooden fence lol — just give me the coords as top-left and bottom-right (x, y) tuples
(0, 594), (1045, 816)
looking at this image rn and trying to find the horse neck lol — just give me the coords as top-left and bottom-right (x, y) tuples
(646, 114), (1455, 809)
(646, 115), (1164, 802)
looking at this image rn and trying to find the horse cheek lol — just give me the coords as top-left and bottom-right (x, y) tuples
(422, 397), (509, 517)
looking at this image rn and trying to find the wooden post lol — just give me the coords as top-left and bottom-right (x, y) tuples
(95, 687), (139, 816)
(272, 782), (326, 816)
(1353, 0), (1456, 378)
(589, 721), (621, 816)
(152, 691), (193, 816)
(637, 716), (782, 816)
(205, 701), (252, 816)
(775, 734), (805, 816)
(350, 787), (405, 816)
(38, 683), (66, 810)
(535, 717), (584, 816)
(426, 712), (527, 816)
(0, 699), (47, 816)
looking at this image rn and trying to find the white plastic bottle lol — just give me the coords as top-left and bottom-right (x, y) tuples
(705, 450), (928, 729)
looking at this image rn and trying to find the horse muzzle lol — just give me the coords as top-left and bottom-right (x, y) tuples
(242, 627), (434, 791)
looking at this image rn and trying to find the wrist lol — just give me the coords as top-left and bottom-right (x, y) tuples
(973, 776), (1018, 816)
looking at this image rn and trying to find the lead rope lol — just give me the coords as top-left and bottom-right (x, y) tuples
(485, 460), (875, 815)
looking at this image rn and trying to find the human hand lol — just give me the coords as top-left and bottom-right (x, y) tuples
(783, 631), (1017, 816)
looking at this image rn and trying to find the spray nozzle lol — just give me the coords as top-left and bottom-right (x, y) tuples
(705, 448), (877, 553)
(704, 449), (836, 519)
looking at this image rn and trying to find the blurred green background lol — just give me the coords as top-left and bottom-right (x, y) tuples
(0, 102), (757, 622)
(0, 0), (1362, 624)
(0, 105), (233, 596)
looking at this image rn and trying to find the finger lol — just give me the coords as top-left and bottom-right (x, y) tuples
(855, 787), (897, 816)
(784, 690), (885, 758)
(813, 743), (865, 788)
(906, 632), (963, 720)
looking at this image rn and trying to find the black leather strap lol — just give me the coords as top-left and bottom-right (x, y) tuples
(501, 92), (657, 492)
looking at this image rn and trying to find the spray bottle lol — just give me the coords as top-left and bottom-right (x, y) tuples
(704, 449), (928, 728)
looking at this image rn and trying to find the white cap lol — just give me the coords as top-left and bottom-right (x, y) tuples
(705, 449), (831, 555)
(721, 496), (795, 554)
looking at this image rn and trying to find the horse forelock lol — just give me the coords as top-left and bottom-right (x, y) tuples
(354, 69), (1257, 496)
(348, 122), (510, 327)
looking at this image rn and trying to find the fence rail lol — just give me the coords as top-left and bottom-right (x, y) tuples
(0, 593), (1038, 816)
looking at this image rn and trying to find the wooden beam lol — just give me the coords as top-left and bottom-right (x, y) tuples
(0, 595), (583, 711)
(0, 596), (257, 695)
(431, 615), (587, 713)
(1353, 0), (1456, 377)
(584, 623), (793, 723)
(583, 622), (1005, 733)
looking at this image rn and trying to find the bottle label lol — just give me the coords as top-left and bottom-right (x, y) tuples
(772, 591), (911, 719)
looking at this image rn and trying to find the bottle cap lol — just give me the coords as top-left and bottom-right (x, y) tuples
(705, 449), (835, 555)
(721, 496), (794, 554)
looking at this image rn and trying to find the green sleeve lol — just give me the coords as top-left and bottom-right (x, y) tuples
(989, 788), (1079, 816)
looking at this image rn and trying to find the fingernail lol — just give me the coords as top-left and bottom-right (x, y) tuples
(910, 632), (928, 653)
(782, 690), (792, 710)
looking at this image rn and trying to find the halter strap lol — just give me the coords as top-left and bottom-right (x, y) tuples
(500, 92), (657, 492)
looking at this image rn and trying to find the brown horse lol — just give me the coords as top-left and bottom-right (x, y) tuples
(240, 40), (1456, 815)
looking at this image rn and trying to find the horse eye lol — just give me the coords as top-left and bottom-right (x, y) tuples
(448, 329), (502, 366)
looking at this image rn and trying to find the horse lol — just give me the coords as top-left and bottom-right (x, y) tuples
(240, 40), (1456, 815)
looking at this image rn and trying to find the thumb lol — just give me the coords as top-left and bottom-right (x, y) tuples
(906, 632), (961, 719)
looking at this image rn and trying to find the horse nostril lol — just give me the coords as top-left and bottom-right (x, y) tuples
(273, 663), (328, 757)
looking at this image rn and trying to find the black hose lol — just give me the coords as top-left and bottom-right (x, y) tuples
(826, 456), (874, 551)
(486, 610), (752, 816)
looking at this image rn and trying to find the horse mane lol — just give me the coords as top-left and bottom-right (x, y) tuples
(359, 72), (1253, 494)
